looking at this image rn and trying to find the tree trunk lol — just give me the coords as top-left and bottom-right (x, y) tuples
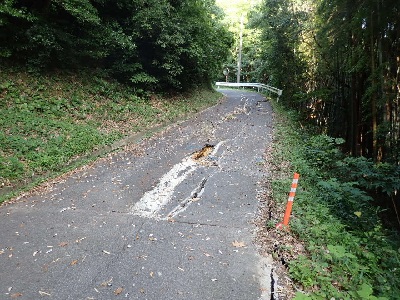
(370, 11), (378, 161)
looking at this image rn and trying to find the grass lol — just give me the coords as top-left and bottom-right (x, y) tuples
(0, 67), (221, 203)
(265, 100), (400, 300)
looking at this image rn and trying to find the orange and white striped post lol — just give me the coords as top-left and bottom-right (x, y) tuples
(276, 173), (300, 229)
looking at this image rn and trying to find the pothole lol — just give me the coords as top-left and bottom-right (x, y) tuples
(191, 144), (218, 167)
(192, 144), (214, 160)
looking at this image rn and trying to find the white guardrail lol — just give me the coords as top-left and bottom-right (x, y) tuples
(215, 82), (283, 100)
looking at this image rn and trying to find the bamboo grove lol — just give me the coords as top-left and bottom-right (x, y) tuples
(248, 0), (400, 165)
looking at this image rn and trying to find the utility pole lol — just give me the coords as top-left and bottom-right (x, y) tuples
(236, 14), (244, 83)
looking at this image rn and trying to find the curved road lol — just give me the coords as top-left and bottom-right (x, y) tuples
(0, 90), (274, 300)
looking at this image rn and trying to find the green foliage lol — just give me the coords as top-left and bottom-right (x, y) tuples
(0, 0), (37, 25)
(247, 0), (400, 163)
(335, 157), (400, 196)
(0, 88), (109, 176)
(0, 155), (25, 180)
(248, 0), (307, 102)
(301, 128), (399, 210)
(0, 0), (232, 91)
(304, 135), (345, 169)
(245, 0), (400, 294)
(130, 73), (158, 90)
(293, 292), (312, 300)
(268, 102), (400, 299)
(57, 0), (101, 24)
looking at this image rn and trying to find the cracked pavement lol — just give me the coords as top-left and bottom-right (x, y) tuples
(0, 89), (275, 300)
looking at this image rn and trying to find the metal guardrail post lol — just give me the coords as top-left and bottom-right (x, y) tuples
(215, 82), (283, 100)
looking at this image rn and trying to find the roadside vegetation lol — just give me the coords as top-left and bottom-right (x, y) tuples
(265, 100), (400, 299)
(1, 0), (232, 91)
(0, 67), (222, 203)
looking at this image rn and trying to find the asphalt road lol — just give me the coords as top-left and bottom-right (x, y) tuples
(0, 89), (275, 300)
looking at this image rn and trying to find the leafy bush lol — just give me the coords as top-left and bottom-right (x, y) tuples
(304, 135), (345, 169)
(0, 155), (25, 180)
(0, 0), (232, 91)
(335, 157), (400, 196)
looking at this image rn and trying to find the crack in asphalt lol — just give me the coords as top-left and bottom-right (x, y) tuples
(165, 177), (208, 219)
(168, 220), (245, 229)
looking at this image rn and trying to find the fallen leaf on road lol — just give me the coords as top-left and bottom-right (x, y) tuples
(114, 287), (123, 295)
(232, 240), (246, 248)
(70, 259), (78, 266)
(11, 293), (22, 298)
(58, 241), (68, 247)
(149, 272), (154, 277)
(42, 264), (49, 272)
(203, 252), (212, 257)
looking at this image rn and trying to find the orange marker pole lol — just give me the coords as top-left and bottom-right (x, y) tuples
(277, 173), (300, 229)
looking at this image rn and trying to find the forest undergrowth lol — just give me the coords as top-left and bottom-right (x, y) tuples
(259, 99), (400, 300)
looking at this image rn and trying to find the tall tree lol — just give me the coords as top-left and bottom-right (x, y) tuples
(0, 0), (233, 91)
(249, 0), (400, 163)
(249, 0), (307, 105)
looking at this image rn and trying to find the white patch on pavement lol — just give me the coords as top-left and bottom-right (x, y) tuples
(163, 177), (208, 220)
(131, 157), (198, 218)
(131, 141), (225, 219)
